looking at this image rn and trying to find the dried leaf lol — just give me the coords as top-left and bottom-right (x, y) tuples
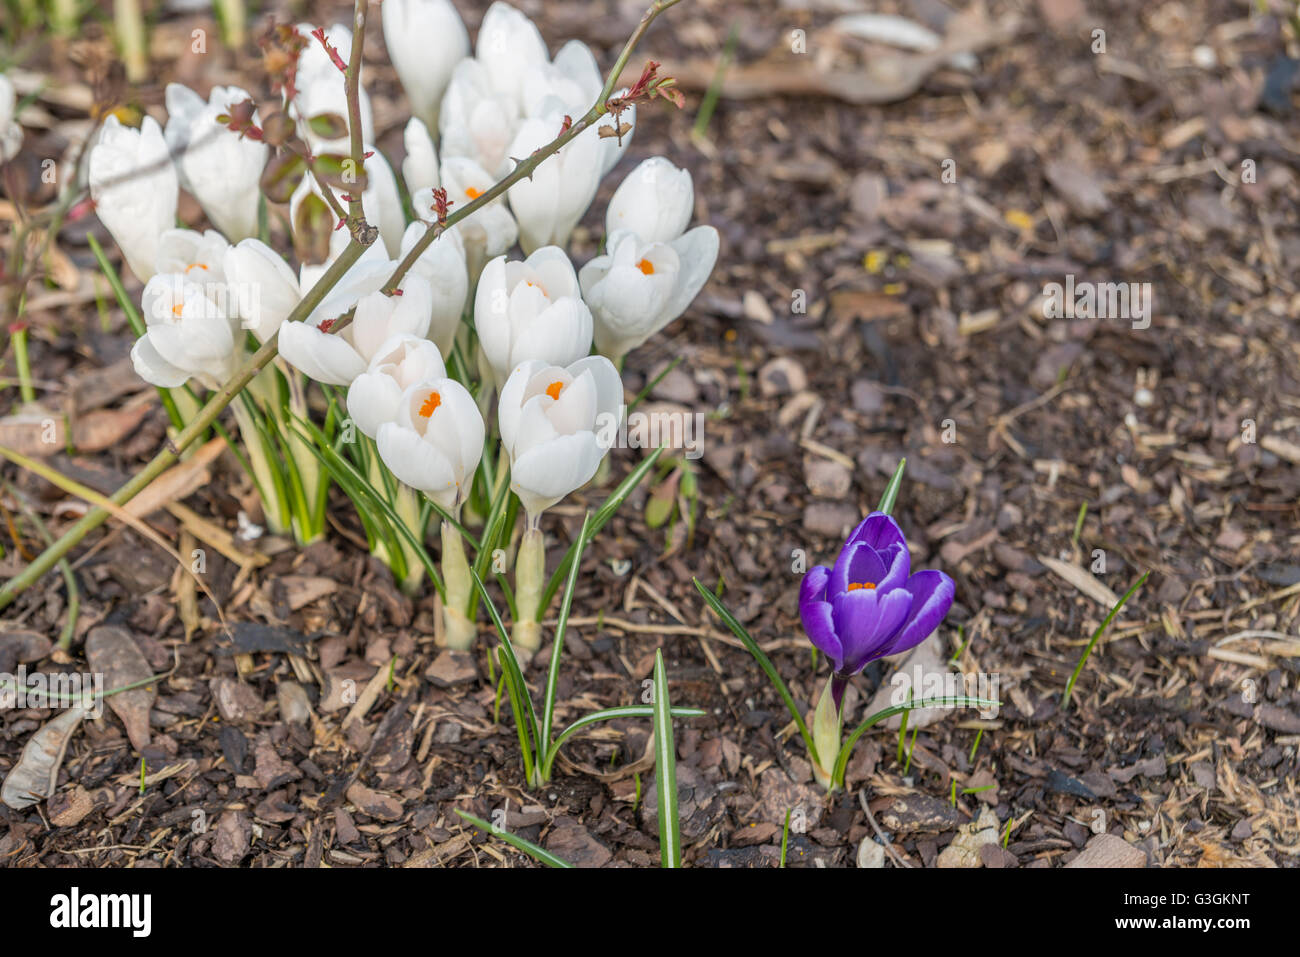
(1038, 556), (1121, 607)
(1, 706), (87, 809)
(85, 626), (156, 751)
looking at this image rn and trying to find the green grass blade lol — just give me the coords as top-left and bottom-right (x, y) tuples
(627, 356), (683, 414)
(875, 457), (907, 515)
(541, 511), (591, 758)
(653, 648), (680, 868)
(454, 810), (572, 868)
(544, 705), (705, 772)
(692, 577), (818, 766)
(470, 565), (540, 757)
(1061, 570), (1149, 710)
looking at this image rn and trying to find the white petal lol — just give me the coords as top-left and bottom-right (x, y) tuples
(510, 431), (603, 516)
(278, 320), (366, 385)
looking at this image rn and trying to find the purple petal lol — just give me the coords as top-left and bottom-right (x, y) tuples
(875, 543), (911, 593)
(799, 566), (842, 670)
(831, 587), (913, 675)
(829, 541), (887, 596)
(845, 512), (907, 552)
(880, 570), (955, 658)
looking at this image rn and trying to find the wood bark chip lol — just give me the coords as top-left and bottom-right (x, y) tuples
(85, 625), (156, 751)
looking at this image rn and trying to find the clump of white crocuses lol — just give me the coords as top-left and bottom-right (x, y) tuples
(86, 0), (718, 657)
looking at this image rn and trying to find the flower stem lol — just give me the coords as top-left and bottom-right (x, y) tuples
(440, 520), (477, 649)
(9, 323), (35, 406)
(511, 519), (545, 653)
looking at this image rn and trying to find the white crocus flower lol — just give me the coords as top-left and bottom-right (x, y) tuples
(155, 228), (230, 286)
(163, 83), (267, 241)
(413, 157), (517, 281)
(378, 375), (486, 649)
(498, 352), (624, 652)
(0, 73), (23, 162)
(505, 103), (602, 253)
(88, 116), (178, 281)
(605, 156), (695, 245)
(279, 274), (435, 385)
(225, 238), (302, 342)
(580, 226), (719, 359)
(402, 117), (439, 194)
(497, 356), (624, 518)
(376, 377), (485, 508)
(475, 2), (549, 106)
(131, 273), (237, 389)
(383, 0), (469, 132)
(292, 22), (375, 152)
(438, 58), (518, 178)
(521, 41), (633, 176)
(398, 222), (468, 357)
(346, 334), (447, 438)
(474, 247), (593, 388)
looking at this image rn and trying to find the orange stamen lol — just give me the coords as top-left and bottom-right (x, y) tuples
(418, 390), (442, 418)
(847, 582), (876, 591)
(466, 186), (482, 199)
(545, 381), (564, 400)
(637, 258), (655, 275)
(171, 303), (184, 317)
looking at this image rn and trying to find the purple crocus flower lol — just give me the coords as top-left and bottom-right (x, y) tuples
(799, 512), (955, 709)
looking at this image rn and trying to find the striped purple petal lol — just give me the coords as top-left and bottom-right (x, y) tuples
(879, 569), (955, 658)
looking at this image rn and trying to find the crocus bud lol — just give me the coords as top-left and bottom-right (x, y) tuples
(398, 222), (468, 357)
(131, 273), (237, 390)
(279, 274), (435, 385)
(473, 247), (592, 388)
(579, 226), (719, 359)
(376, 377), (485, 509)
(605, 156), (695, 245)
(520, 41), (632, 176)
(224, 238), (302, 342)
(164, 83), (268, 241)
(402, 117), (439, 195)
(505, 105), (602, 253)
(0, 73), (23, 162)
(497, 355), (623, 519)
(346, 334), (447, 438)
(438, 58), (519, 179)
(88, 116), (179, 281)
(475, 2), (548, 105)
(382, 0), (469, 132)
